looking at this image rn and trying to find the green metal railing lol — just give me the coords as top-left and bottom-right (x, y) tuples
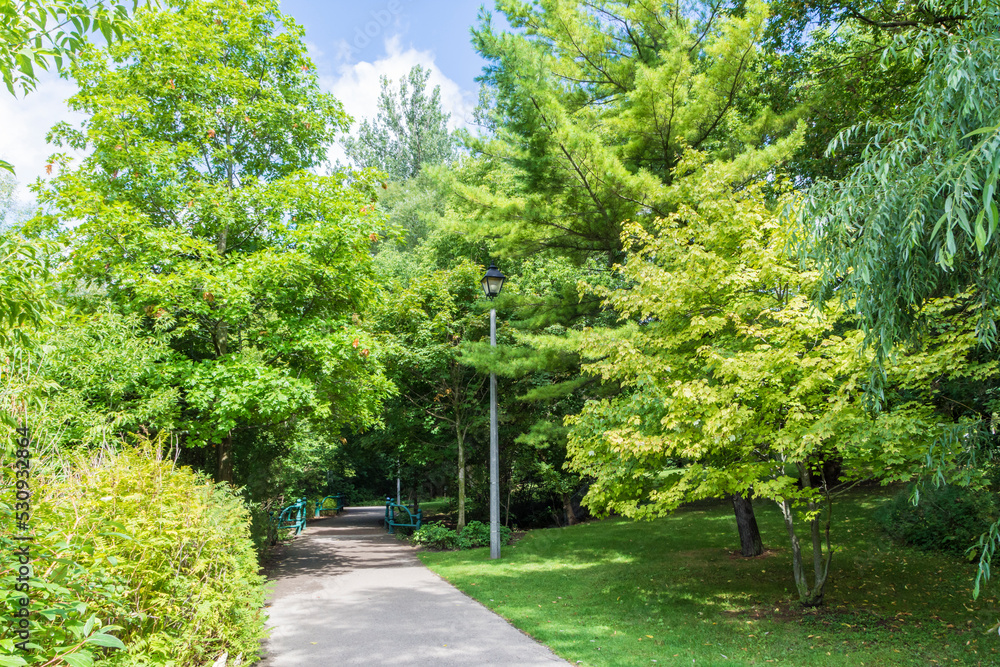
(384, 497), (422, 534)
(313, 493), (345, 518)
(275, 497), (307, 536)
(269, 493), (345, 540)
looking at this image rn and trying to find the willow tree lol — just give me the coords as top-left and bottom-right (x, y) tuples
(35, 0), (392, 480)
(795, 0), (1000, 393)
(794, 0), (1000, 593)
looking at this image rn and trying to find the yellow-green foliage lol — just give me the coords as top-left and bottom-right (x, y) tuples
(1, 441), (265, 666)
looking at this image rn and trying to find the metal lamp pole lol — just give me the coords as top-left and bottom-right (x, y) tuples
(480, 262), (506, 560)
(489, 306), (500, 559)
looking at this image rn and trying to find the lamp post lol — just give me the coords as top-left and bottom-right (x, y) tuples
(480, 262), (506, 559)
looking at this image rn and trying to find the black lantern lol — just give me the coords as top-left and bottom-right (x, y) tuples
(480, 263), (506, 299)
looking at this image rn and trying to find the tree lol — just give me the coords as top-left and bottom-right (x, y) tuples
(0, 234), (51, 361)
(0, 0), (140, 95)
(449, 0), (803, 543)
(792, 0), (1000, 592)
(794, 0), (1000, 395)
(0, 0), (145, 173)
(369, 254), (488, 529)
(34, 0), (392, 482)
(343, 64), (456, 182)
(457, 255), (607, 528)
(458, 0), (800, 261)
(564, 154), (927, 606)
(1, 302), (182, 447)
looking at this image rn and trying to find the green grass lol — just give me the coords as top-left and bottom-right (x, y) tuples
(419, 487), (1000, 666)
(351, 497), (392, 506)
(418, 497), (451, 514)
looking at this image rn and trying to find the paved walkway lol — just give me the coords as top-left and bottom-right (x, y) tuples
(259, 506), (567, 666)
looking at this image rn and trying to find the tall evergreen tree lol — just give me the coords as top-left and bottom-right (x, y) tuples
(343, 64), (456, 181)
(452, 0), (803, 548)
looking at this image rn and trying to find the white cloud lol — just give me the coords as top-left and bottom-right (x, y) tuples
(0, 34), (477, 197)
(320, 35), (476, 166)
(0, 74), (85, 205)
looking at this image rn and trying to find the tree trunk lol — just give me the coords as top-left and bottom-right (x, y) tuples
(777, 462), (833, 607)
(732, 491), (764, 557)
(217, 432), (233, 483)
(779, 497), (810, 602)
(563, 493), (578, 526)
(457, 431), (466, 531)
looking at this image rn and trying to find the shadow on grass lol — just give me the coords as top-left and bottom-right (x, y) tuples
(421, 488), (998, 666)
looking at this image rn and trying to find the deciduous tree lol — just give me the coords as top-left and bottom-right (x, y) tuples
(566, 154), (925, 605)
(33, 0), (392, 481)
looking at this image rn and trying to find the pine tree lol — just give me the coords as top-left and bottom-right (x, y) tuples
(343, 64), (456, 182)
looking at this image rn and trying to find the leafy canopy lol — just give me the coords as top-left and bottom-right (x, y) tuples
(31, 0), (392, 464)
(794, 0), (1000, 397)
(343, 64), (456, 182)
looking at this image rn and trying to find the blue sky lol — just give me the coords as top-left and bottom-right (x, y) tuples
(282, 0), (492, 94)
(0, 0), (501, 201)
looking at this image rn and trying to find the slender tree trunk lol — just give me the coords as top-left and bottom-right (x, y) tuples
(810, 498), (824, 588)
(212, 222), (232, 484)
(505, 472), (512, 527)
(731, 492), (764, 557)
(777, 462), (834, 607)
(457, 430), (466, 531)
(563, 493), (578, 526)
(217, 432), (233, 483)
(779, 497), (809, 601)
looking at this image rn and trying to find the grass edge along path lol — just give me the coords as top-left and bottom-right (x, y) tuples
(419, 488), (999, 666)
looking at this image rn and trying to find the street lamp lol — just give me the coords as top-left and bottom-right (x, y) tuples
(480, 262), (505, 559)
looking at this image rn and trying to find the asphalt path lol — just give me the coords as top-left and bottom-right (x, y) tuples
(259, 506), (567, 666)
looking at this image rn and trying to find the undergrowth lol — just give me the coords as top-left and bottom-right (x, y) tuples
(0, 440), (266, 666)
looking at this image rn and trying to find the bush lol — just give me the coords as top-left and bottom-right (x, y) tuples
(410, 522), (458, 550)
(460, 521), (513, 548)
(410, 520), (514, 551)
(0, 441), (266, 666)
(875, 483), (999, 557)
(248, 498), (282, 554)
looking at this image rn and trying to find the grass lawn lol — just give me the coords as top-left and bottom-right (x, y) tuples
(417, 497), (451, 514)
(419, 487), (1000, 666)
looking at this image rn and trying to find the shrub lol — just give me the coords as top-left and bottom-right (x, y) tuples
(875, 483), (999, 557)
(0, 440), (266, 666)
(248, 498), (282, 554)
(460, 521), (513, 548)
(410, 521), (514, 551)
(410, 522), (458, 550)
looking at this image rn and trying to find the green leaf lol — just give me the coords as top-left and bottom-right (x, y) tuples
(84, 632), (126, 650)
(62, 652), (94, 667)
(962, 123), (1000, 140)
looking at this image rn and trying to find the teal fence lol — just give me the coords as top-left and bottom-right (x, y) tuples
(275, 497), (307, 536)
(384, 497), (422, 534)
(314, 493), (345, 518)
